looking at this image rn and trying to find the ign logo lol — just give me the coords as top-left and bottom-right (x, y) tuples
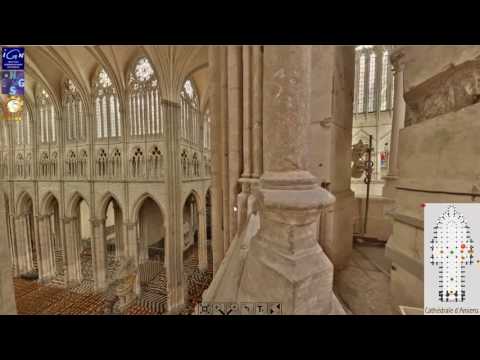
(2, 48), (24, 61)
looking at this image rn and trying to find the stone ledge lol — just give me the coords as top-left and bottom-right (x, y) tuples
(386, 210), (423, 230)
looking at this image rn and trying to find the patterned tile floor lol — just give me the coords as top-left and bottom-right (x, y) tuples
(14, 242), (213, 315)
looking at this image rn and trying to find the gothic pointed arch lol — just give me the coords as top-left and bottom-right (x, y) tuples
(93, 67), (122, 140)
(127, 56), (163, 137)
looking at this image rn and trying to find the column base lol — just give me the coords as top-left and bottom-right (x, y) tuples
(237, 171), (339, 314)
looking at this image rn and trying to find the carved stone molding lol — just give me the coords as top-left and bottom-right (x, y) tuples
(404, 59), (480, 126)
(90, 218), (105, 226)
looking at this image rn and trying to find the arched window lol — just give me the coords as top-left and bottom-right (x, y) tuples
(40, 152), (49, 177)
(51, 152), (58, 177)
(64, 79), (86, 142)
(66, 150), (77, 177)
(367, 52), (376, 112)
(79, 150), (88, 178)
(181, 149), (189, 177)
(128, 57), (162, 137)
(192, 153), (199, 177)
(380, 50), (389, 111)
(94, 68), (121, 139)
(16, 106), (31, 146)
(38, 88), (56, 144)
(97, 149), (108, 178)
(131, 147), (144, 178)
(148, 146), (163, 179)
(180, 79), (200, 144)
(111, 148), (122, 177)
(16, 153), (24, 178)
(357, 54), (366, 113)
(25, 153), (32, 177)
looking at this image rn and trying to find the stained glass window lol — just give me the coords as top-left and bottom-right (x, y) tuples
(94, 68), (121, 139)
(128, 57), (160, 136)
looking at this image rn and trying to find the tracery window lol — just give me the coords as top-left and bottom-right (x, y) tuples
(147, 146), (163, 179)
(110, 148), (122, 177)
(79, 150), (88, 178)
(192, 153), (199, 177)
(97, 149), (108, 178)
(180, 79), (200, 144)
(51, 152), (58, 177)
(94, 68), (121, 139)
(40, 152), (49, 177)
(128, 57), (162, 137)
(66, 150), (77, 177)
(367, 52), (376, 112)
(38, 88), (56, 144)
(380, 50), (389, 111)
(16, 153), (24, 178)
(357, 54), (366, 113)
(25, 153), (32, 177)
(16, 107), (32, 145)
(181, 149), (189, 177)
(131, 147), (144, 178)
(355, 46), (393, 114)
(64, 80), (86, 142)
(204, 155), (211, 177)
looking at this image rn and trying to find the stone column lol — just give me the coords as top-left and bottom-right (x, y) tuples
(91, 218), (107, 291)
(198, 203), (208, 272)
(125, 222), (138, 266)
(15, 215), (28, 274)
(164, 99), (185, 312)
(46, 215), (56, 276)
(37, 215), (54, 281)
(242, 45), (252, 179)
(63, 217), (81, 285)
(23, 214), (34, 272)
(383, 51), (406, 199)
(251, 45), (263, 178)
(237, 46), (338, 314)
(8, 214), (18, 277)
(208, 45), (225, 274)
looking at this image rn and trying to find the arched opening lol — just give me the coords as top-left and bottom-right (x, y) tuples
(136, 196), (167, 313)
(43, 195), (63, 285)
(182, 192), (202, 312)
(70, 196), (92, 289)
(16, 193), (37, 279)
(102, 196), (124, 281)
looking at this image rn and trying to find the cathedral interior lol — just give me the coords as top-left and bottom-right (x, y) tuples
(0, 45), (475, 315)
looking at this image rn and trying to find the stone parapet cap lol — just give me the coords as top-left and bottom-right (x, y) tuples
(386, 209), (423, 230)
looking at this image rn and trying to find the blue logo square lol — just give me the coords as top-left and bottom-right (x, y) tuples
(2, 47), (25, 70)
